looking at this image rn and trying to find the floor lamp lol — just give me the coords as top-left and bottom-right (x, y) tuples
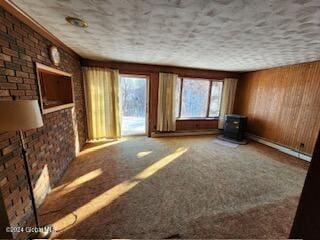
(0, 100), (52, 239)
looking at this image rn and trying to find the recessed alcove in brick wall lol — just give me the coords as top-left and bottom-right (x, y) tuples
(0, 6), (86, 238)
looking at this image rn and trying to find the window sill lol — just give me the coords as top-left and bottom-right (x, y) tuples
(43, 103), (74, 114)
(176, 117), (219, 121)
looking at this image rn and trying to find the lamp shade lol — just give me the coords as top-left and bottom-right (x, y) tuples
(0, 100), (43, 131)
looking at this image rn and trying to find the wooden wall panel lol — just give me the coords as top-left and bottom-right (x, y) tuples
(234, 61), (320, 154)
(176, 119), (218, 131)
(82, 59), (239, 135)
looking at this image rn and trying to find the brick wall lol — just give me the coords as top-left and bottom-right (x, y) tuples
(0, 6), (86, 238)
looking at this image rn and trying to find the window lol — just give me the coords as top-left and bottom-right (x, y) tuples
(181, 79), (210, 118)
(175, 78), (223, 118)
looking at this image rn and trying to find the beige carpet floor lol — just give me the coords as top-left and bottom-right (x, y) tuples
(37, 135), (308, 239)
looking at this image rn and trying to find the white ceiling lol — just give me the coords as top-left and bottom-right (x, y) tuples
(12, 0), (320, 71)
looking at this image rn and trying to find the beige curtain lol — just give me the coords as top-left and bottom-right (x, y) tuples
(218, 78), (238, 129)
(83, 67), (121, 140)
(157, 72), (178, 132)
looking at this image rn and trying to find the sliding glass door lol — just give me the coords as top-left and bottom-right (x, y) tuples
(120, 75), (148, 136)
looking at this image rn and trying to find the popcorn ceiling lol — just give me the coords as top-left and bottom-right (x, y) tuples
(12, 0), (320, 71)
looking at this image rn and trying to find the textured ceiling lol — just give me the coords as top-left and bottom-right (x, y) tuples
(12, 0), (320, 71)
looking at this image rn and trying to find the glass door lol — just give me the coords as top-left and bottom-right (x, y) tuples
(120, 75), (148, 136)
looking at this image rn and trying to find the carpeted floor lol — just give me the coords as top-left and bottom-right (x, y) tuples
(37, 135), (308, 239)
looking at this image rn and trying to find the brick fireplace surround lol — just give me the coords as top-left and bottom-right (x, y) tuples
(0, 6), (87, 238)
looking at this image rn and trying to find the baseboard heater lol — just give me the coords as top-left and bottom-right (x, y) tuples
(246, 133), (312, 162)
(151, 129), (222, 137)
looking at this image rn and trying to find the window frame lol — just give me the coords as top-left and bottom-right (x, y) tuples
(176, 77), (224, 119)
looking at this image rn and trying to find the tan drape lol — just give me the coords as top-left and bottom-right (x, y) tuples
(157, 72), (178, 132)
(218, 78), (238, 129)
(83, 67), (121, 140)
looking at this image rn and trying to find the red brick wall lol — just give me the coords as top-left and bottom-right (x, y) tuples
(0, 6), (86, 238)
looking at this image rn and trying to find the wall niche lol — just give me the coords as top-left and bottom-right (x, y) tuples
(36, 63), (74, 114)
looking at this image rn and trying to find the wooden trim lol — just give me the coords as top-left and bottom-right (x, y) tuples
(43, 103), (75, 114)
(120, 73), (147, 79)
(81, 59), (240, 79)
(151, 129), (221, 137)
(36, 63), (72, 77)
(177, 117), (218, 121)
(180, 77), (224, 82)
(0, 0), (79, 59)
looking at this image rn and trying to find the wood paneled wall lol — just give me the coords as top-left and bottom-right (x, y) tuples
(81, 59), (238, 135)
(176, 119), (218, 131)
(234, 61), (320, 154)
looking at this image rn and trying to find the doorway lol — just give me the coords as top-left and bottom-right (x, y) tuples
(120, 75), (148, 136)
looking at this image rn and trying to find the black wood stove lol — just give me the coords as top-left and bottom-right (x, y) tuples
(223, 114), (247, 141)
